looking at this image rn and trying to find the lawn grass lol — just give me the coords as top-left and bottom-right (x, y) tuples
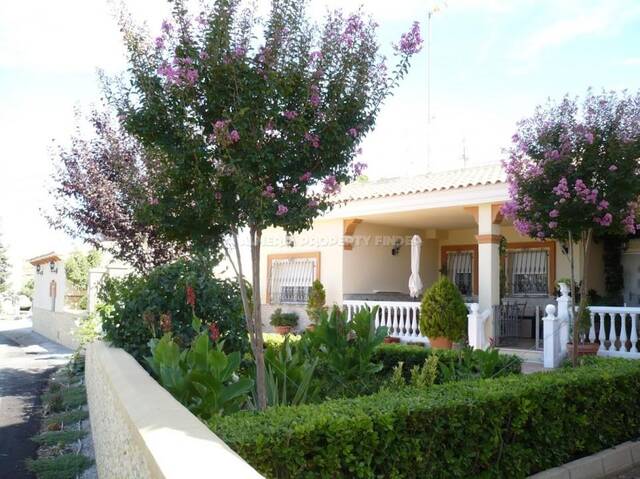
(26, 454), (92, 479)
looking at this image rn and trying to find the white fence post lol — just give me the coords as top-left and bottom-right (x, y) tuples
(543, 304), (561, 368)
(556, 283), (570, 355)
(467, 303), (487, 349)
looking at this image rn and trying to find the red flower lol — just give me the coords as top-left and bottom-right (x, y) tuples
(186, 285), (196, 308)
(209, 322), (220, 342)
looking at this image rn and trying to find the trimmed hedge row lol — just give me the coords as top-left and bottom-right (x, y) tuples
(373, 343), (523, 380)
(211, 358), (640, 478)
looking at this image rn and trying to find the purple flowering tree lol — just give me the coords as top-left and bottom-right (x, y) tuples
(49, 107), (186, 272)
(503, 90), (640, 361)
(112, 0), (422, 408)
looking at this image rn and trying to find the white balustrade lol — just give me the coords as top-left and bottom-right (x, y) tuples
(582, 306), (640, 359)
(343, 300), (474, 345)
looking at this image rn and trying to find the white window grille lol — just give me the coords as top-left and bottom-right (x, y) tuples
(446, 251), (473, 296)
(506, 249), (549, 296)
(269, 257), (317, 304)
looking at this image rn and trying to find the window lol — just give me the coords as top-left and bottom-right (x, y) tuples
(506, 249), (549, 296)
(446, 251), (474, 296)
(268, 253), (319, 304)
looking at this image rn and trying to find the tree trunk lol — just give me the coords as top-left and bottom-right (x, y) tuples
(568, 232), (578, 366)
(250, 226), (268, 410)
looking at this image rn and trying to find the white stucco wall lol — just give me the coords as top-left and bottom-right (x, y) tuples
(31, 308), (85, 349)
(86, 341), (263, 479)
(343, 222), (431, 295)
(260, 219), (344, 329)
(32, 260), (66, 312)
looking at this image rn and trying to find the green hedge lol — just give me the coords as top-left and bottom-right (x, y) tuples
(211, 358), (640, 478)
(373, 343), (522, 381)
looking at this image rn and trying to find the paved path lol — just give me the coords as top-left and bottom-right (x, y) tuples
(0, 317), (71, 478)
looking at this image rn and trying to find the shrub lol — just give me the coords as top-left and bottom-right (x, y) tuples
(99, 258), (248, 361)
(373, 343), (522, 381)
(146, 318), (254, 419)
(420, 277), (468, 341)
(300, 306), (388, 397)
(26, 454), (93, 479)
(306, 280), (328, 324)
(211, 358), (640, 478)
(269, 308), (299, 328)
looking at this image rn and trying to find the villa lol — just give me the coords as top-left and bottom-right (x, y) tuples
(259, 163), (640, 355)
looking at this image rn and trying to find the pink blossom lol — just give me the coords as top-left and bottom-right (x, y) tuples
(585, 132), (594, 144)
(552, 177), (570, 198)
(304, 132), (320, 148)
(262, 185), (276, 198)
(276, 204), (288, 216)
(597, 199), (609, 211)
(548, 221), (558, 229)
(347, 128), (358, 138)
(214, 191), (222, 201)
(299, 171), (312, 182)
(353, 162), (367, 176)
(155, 36), (165, 49)
(283, 110), (298, 120)
(161, 20), (173, 34)
(322, 176), (340, 195)
(609, 164), (618, 172)
(199, 51), (209, 60)
(309, 50), (322, 62)
(547, 150), (560, 160)
(229, 130), (240, 143)
(396, 21), (423, 55)
(549, 209), (559, 218)
(308, 198), (319, 208)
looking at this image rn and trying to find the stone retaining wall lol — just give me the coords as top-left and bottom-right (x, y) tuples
(32, 307), (85, 349)
(85, 341), (263, 479)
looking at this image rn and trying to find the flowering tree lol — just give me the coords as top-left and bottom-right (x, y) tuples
(112, 0), (422, 408)
(503, 90), (640, 360)
(49, 108), (186, 272)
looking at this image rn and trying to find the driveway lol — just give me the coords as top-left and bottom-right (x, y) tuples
(0, 317), (71, 478)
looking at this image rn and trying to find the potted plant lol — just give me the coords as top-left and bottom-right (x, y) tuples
(306, 280), (327, 332)
(567, 303), (599, 356)
(419, 277), (467, 349)
(270, 308), (299, 335)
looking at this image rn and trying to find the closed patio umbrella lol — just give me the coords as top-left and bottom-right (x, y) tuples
(408, 235), (423, 298)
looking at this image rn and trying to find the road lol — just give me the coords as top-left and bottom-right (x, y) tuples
(0, 317), (71, 478)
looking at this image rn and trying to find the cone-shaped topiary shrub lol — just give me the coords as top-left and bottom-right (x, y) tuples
(420, 277), (467, 342)
(306, 280), (328, 324)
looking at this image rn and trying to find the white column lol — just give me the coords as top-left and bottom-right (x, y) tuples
(556, 282), (570, 355)
(467, 303), (489, 349)
(543, 304), (561, 368)
(476, 204), (501, 343)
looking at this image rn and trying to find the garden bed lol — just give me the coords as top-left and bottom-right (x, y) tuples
(211, 358), (640, 478)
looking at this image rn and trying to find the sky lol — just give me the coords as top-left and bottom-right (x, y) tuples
(1, 0), (639, 289)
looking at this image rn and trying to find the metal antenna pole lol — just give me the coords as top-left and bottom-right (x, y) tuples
(426, 10), (432, 173)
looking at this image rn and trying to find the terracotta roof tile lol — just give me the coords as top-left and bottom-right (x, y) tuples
(336, 163), (505, 202)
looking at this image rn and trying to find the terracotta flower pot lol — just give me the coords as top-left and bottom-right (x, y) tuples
(383, 336), (401, 344)
(274, 325), (293, 335)
(430, 336), (453, 349)
(567, 342), (599, 356)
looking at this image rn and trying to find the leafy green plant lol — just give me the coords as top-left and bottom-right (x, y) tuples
(373, 343), (522, 382)
(409, 355), (439, 388)
(269, 308), (299, 328)
(26, 454), (93, 479)
(32, 430), (87, 446)
(261, 336), (319, 407)
(44, 410), (89, 428)
(146, 318), (254, 418)
(301, 306), (388, 396)
(99, 258), (248, 361)
(211, 357), (640, 478)
(420, 277), (468, 342)
(306, 280), (328, 324)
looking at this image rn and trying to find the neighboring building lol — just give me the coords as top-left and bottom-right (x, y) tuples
(259, 164), (606, 349)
